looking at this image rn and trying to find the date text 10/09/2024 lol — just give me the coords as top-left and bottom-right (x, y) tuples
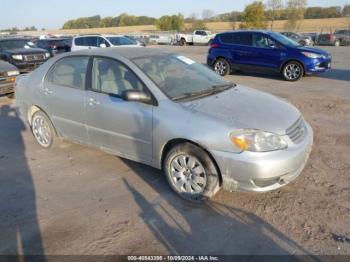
(127, 256), (220, 261)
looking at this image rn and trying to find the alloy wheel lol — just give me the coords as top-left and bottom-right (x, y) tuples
(214, 60), (228, 76)
(284, 63), (302, 81)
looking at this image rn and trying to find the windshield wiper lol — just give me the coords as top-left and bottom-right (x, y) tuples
(172, 82), (235, 101)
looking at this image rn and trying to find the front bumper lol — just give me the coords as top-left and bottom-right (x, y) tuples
(212, 123), (313, 192)
(305, 57), (331, 73)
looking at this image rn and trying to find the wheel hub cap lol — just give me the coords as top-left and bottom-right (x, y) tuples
(170, 155), (207, 194)
(32, 116), (51, 147)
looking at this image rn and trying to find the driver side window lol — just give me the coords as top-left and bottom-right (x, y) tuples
(252, 34), (277, 48)
(91, 57), (145, 97)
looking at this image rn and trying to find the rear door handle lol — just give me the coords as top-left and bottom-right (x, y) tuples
(88, 98), (100, 106)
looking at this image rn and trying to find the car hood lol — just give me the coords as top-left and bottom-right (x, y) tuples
(296, 46), (329, 56)
(6, 48), (47, 54)
(180, 85), (301, 135)
(0, 60), (18, 71)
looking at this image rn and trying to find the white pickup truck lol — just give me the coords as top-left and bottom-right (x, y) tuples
(175, 30), (216, 46)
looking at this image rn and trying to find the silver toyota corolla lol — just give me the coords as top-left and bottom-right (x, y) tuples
(15, 48), (313, 201)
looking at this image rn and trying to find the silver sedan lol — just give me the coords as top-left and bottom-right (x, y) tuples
(15, 48), (313, 201)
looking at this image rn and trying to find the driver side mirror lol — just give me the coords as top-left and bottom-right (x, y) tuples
(100, 43), (107, 48)
(122, 90), (152, 104)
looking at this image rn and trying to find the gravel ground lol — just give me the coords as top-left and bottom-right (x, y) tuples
(0, 46), (349, 257)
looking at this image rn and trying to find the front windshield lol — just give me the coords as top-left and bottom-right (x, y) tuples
(133, 54), (234, 100)
(0, 40), (35, 50)
(270, 32), (300, 48)
(107, 37), (137, 46)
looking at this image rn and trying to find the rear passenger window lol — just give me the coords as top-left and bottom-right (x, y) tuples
(46, 56), (89, 89)
(74, 38), (84, 46)
(219, 33), (252, 46)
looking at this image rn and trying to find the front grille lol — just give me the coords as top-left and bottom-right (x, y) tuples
(286, 117), (307, 143)
(23, 54), (45, 62)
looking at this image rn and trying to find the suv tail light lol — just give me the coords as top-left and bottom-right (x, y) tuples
(210, 43), (219, 48)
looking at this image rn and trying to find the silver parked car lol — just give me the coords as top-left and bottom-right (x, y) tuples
(15, 48), (313, 201)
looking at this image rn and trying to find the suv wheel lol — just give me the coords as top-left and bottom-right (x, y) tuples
(214, 58), (230, 76)
(180, 38), (186, 46)
(282, 61), (304, 81)
(31, 111), (57, 149)
(164, 143), (221, 202)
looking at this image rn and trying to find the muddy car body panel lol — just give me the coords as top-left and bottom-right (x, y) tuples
(15, 48), (313, 195)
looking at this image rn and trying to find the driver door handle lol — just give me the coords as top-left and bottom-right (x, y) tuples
(88, 98), (100, 106)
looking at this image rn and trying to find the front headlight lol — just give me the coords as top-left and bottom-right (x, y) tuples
(230, 129), (288, 152)
(11, 54), (23, 60)
(301, 52), (322, 59)
(7, 70), (19, 77)
(45, 52), (50, 58)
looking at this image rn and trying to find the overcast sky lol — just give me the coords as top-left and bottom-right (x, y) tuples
(1, 0), (349, 29)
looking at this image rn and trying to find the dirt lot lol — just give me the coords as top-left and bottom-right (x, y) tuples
(0, 46), (349, 257)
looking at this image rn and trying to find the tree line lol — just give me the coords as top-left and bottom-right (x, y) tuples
(60, 3), (350, 31)
(239, 1), (350, 31)
(1, 2), (349, 33)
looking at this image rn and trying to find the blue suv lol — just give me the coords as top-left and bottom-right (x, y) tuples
(207, 30), (332, 81)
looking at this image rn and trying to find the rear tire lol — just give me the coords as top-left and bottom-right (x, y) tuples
(180, 38), (186, 46)
(164, 143), (221, 202)
(6, 93), (14, 99)
(282, 61), (304, 81)
(214, 58), (230, 76)
(31, 111), (58, 149)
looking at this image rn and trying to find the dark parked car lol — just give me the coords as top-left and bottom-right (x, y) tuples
(0, 60), (19, 98)
(61, 37), (73, 50)
(207, 30), (331, 81)
(0, 38), (50, 73)
(334, 30), (350, 46)
(34, 38), (71, 57)
(317, 33), (340, 46)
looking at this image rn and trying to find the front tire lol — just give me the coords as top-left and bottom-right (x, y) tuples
(214, 58), (230, 76)
(6, 93), (14, 99)
(282, 61), (304, 81)
(31, 111), (57, 149)
(164, 143), (221, 202)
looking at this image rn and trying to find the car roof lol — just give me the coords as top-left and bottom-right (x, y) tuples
(69, 47), (171, 60)
(216, 30), (274, 35)
(75, 34), (123, 38)
(38, 38), (65, 41)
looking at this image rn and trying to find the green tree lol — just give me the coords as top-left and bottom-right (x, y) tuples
(240, 1), (267, 29)
(157, 14), (184, 31)
(100, 16), (114, 27)
(191, 20), (208, 30)
(267, 0), (284, 30)
(342, 5), (350, 17)
(284, 0), (307, 31)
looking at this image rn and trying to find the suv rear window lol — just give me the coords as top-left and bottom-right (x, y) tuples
(219, 33), (252, 46)
(74, 37), (98, 47)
